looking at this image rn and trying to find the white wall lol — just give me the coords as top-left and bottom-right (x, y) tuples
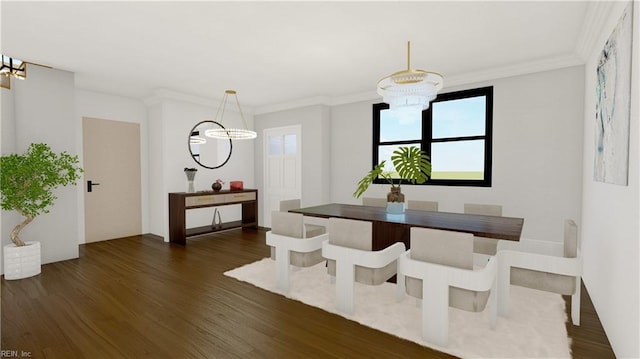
(254, 104), (332, 226)
(1, 65), (80, 264)
(146, 93), (256, 240)
(1, 87), (16, 153)
(581, 2), (639, 357)
(75, 90), (149, 243)
(1, 78), (18, 274)
(331, 66), (585, 242)
(147, 101), (165, 237)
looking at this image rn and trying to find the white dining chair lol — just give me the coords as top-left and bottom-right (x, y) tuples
(407, 200), (439, 211)
(497, 219), (582, 325)
(280, 199), (326, 237)
(362, 197), (387, 208)
(464, 203), (502, 255)
(397, 227), (497, 347)
(323, 217), (405, 314)
(266, 211), (328, 293)
(464, 203), (502, 217)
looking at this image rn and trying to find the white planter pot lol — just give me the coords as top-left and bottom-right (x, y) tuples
(3, 241), (41, 280)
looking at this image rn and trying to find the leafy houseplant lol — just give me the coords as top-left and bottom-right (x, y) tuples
(1, 143), (83, 246)
(353, 146), (431, 206)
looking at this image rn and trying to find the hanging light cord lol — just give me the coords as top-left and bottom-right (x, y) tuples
(406, 41), (411, 70)
(232, 92), (250, 133)
(213, 90), (250, 135)
(206, 89), (257, 140)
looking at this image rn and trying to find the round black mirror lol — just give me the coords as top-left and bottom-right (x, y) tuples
(188, 120), (232, 169)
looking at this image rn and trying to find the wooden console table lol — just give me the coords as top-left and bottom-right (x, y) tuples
(168, 189), (258, 245)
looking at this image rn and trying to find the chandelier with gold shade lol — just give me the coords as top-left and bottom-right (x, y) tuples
(377, 42), (443, 113)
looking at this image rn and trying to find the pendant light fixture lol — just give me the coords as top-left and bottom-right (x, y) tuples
(205, 90), (257, 140)
(377, 42), (443, 113)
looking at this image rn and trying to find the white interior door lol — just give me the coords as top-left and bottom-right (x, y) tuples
(263, 125), (302, 227)
(83, 117), (142, 243)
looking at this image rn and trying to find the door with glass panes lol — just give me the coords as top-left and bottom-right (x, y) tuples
(263, 125), (302, 227)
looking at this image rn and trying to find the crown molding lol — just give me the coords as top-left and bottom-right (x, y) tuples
(142, 95), (162, 107)
(253, 91), (383, 115)
(253, 95), (331, 115)
(253, 54), (584, 115)
(574, 1), (615, 61)
(444, 54), (584, 88)
(329, 90), (380, 107)
(143, 88), (253, 114)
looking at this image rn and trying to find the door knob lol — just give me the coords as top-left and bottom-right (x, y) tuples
(87, 180), (101, 192)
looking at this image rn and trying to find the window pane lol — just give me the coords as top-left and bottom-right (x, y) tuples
(431, 140), (485, 180)
(380, 108), (422, 142)
(190, 130), (201, 156)
(377, 145), (403, 179)
(284, 134), (297, 154)
(189, 143), (200, 156)
(432, 96), (486, 139)
(268, 135), (282, 155)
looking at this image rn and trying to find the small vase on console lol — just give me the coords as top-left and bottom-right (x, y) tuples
(184, 168), (197, 193)
(212, 178), (224, 192)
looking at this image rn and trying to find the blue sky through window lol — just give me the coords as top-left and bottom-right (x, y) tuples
(379, 96), (486, 174)
(432, 140), (485, 172)
(379, 110), (421, 142)
(432, 96), (486, 138)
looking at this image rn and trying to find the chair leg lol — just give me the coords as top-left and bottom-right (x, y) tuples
(497, 255), (511, 318)
(274, 246), (290, 292)
(423, 275), (449, 347)
(335, 261), (355, 314)
(571, 277), (581, 326)
(396, 272), (406, 302)
(489, 278), (497, 329)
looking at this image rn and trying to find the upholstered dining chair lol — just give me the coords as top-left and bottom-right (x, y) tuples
(280, 199), (326, 237)
(270, 199), (327, 261)
(464, 203), (503, 256)
(362, 197), (387, 207)
(266, 211), (328, 293)
(396, 227), (497, 347)
(497, 219), (582, 325)
(407, 200), (439, 211)
(322, 217), (405, 314)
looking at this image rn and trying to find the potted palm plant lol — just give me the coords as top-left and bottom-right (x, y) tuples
(353, 146), (431, 213)
(1, 143), (83, 279)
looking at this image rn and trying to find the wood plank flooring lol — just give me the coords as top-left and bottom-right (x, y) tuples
(1, 229), (615, 358)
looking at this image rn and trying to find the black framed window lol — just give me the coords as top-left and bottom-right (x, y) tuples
(373, 86), (493, 187)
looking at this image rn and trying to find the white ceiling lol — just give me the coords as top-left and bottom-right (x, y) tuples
(1, 1), (596, 112)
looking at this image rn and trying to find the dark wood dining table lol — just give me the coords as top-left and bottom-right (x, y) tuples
(290, 203), (524, 251)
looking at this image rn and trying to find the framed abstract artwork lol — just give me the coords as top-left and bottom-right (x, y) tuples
(594, 1), (634, 186)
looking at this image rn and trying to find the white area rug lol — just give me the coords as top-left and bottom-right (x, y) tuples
(224, 258), (571, 358)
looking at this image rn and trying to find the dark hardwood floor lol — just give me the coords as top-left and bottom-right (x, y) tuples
(564, 284), (616, 358)
(1, 229), (615, 358)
